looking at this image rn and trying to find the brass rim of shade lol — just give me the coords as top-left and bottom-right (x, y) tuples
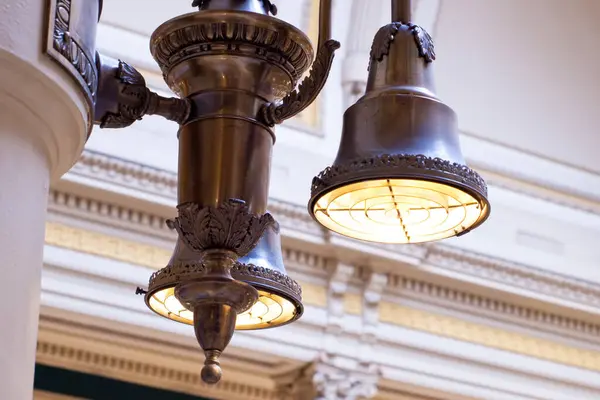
(308, 154), (490, 244)
(145, 262), (303, 330)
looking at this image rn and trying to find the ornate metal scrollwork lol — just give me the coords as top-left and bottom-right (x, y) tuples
(96, 59), (191, 129)
(260, 39), (341, 127)
(311, 154), (488, 198)
(46, 0), (100, 135)
(167, 199), (276, 257)
(410, 24), (436, 63)
(232, 263), (302, 299)
(369, 22), (436, 70)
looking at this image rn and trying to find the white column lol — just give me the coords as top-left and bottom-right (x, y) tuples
(0, 0), (90, 398)
(0, 100), (51, 399)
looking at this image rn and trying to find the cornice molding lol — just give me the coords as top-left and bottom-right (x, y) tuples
(72, 151), (177, 200)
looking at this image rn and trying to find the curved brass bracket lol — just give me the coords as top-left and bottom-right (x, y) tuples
(260, 39), (340, 127)
(94, 55), (191, 129)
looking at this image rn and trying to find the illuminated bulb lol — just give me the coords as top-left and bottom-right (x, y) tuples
(148, 289), (297, 329)
(313, 179), (488, 244)
(165, 294), (185, 314)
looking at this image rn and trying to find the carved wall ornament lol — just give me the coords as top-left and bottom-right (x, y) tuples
(97, 60), (191, 128)
(167, 199), (276, 257)
(313, 355), (379, 400)
(369, 22), (436, 70)
(311, 154), (488, 198)
(261, 39), (341, 127)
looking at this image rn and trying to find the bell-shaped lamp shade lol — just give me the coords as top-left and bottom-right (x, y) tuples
(309, 22), (490, 244)
(145, 222), (302, 329)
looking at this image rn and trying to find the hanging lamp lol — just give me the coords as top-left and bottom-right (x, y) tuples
(88, 0), (490, 385)
(309, 1), (490, 244)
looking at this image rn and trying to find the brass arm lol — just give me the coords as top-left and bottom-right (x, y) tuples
(260, 0), (340, 127)
(94, 54), (191, 129)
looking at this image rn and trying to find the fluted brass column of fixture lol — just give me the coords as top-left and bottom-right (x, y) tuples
(309, 0), (490, 244)
(92, 0), (338, 384)
(77, 0), (490, 386)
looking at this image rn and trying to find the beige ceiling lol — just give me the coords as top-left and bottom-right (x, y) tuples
(434, 0), (600, 173)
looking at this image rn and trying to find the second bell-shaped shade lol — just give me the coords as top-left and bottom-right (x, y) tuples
(309, 22), (490, 244)
(145, 221), (302, 330)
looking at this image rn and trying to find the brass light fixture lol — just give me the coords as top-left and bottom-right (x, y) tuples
(87, 0), (489, 384)
(309, 2), (490, 244)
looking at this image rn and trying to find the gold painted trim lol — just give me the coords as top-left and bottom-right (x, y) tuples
(344, 293), (363, 315)
(380, 303), (600, 371)
(298, 281), (328, 307)
(45, 222), (171, 269)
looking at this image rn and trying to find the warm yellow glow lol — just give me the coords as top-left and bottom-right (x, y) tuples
(148, 287), (194, 324)
(148, 288), (298, 329)
(313, 179), (488, 244)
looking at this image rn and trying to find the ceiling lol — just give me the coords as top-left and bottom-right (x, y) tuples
(434, 0), (600, 173)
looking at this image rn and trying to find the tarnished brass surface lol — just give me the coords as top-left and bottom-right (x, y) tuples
(127, 0), (339, 384)
(309, 0), (490, 243)
(145, 218), (303, 331)
(150, 11), (313, 96)
(260, 0), (340, 126)
(94, 55), (191, 128)
(177, 119), (273, 212)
